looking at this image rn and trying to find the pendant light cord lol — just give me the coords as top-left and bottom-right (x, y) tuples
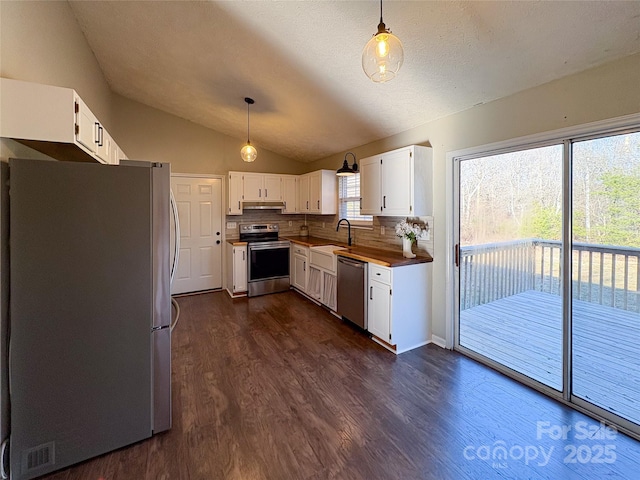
(380, 0), (383, 23)
(246, 101), (250, 143)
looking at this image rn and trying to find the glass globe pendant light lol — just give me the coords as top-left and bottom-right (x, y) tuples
(362, 0), (404, 83)
(241, 97), (257, 162)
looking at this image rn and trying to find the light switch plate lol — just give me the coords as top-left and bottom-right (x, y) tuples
(226, 221), (237, 229)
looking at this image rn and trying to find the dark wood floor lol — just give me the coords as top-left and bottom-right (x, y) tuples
(42, 290), (640, 480)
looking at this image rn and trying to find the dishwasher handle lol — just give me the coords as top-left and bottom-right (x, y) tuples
(337, 257), (366, 269)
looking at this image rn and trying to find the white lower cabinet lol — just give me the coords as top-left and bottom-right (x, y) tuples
(226, 243), (247, 297)
(291, 244), (309, 293)
(368, 275), (392, 341)
(291, 244), (337, 311)
(367, 262), (431, 354)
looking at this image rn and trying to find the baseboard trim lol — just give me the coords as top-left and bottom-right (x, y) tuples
(431, 335), (447, 349)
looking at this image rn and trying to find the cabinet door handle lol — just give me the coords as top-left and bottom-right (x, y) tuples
(243, 251), (245, 261)
(306, 201), (309, 209)
(259, 188), (262, 198)
(94, 122), (100, 144)
(238, 201), (240, 209)
(370, 286), (373, 300)
(317, 200), (320, 209)
(383, 195), (386, 209)
(265, 189), (268, 198)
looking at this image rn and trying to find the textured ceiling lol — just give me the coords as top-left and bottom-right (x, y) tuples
(68, 1), (640, 162)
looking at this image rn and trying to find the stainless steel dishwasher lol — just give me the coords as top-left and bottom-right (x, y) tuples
(337, 256), (368, 329)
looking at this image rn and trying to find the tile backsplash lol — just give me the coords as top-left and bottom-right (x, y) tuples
(226, 211), (434, 256)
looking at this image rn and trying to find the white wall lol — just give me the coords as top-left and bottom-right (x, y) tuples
(111, 94), (304, 175)
(0, 0), (113, 127)
(308, 52), (640, 341)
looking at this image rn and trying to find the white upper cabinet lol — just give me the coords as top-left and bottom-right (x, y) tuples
(281, 175), (298, 214)
(360, 145), (432, 217)
(74, 96), (97, 154)
(225, 169), (334, 215)
(299, 170), (336, 214)
(263, 174), (282, 200)
(0, 78), (126, 164)
(242, 173), (282, 202)
(360, 155), (382, 214)
(228, 172), (243, 215)
(242, 173), (264, 201)
(298, 174), (311, 212)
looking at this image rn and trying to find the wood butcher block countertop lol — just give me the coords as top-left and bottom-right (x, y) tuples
(227, 240), (248, 246)
(282, 236), (433, 267)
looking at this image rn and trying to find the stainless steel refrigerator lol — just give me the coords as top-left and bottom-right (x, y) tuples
(3, 158), (172, 480)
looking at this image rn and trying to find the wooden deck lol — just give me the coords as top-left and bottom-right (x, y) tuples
(460, 289), (640, 425)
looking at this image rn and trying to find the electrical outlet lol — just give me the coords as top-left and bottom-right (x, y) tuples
(288, 221), (292, 226)
(322, 222), (325, 228)
(381, 225), (385, 235)
(226, 221), (237, 229)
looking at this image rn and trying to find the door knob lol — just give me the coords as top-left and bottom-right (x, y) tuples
(216, 240), (221, 244)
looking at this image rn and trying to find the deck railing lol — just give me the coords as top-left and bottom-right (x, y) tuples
(460, 239), (640, 312)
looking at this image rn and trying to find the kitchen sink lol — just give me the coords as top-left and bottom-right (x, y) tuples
(309, 245), (343, 273)
(310, 244), (344, 255)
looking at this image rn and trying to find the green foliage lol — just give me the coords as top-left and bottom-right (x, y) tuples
(521, 204), (562, 240)
(595, 169), (640, 247)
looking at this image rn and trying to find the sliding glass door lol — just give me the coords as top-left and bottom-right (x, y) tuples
(458, 145), (564, 390)
(571, 132), (640, 427)
(455, 128), (640, 435)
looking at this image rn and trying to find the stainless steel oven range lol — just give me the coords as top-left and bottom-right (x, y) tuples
(239, 223), (290, 297)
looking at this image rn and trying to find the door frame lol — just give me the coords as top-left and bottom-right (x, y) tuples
(444, 112), (640, 439)
(171, 172), (226, 294)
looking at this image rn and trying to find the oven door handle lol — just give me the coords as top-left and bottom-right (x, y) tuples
(248, 243), (290, 252)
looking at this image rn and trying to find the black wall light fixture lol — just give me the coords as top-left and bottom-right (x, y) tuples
(336, 152), (359, 176)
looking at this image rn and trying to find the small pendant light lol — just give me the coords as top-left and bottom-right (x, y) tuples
(336, 152), (359, 177)
(362, 0), (404, 83)
(241, 97), (257, 162)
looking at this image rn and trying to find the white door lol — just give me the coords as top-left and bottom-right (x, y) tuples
(171, 176), (223, 294)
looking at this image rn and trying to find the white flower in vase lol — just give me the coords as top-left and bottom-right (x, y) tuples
(395, 219), (425, 258)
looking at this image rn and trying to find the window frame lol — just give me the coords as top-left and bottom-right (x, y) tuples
(338, 173), (373, 227)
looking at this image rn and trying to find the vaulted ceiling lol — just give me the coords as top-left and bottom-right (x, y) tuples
(68, 1), (640, 162)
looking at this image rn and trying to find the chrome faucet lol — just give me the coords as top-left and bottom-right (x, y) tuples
(336, 218), (352, 246)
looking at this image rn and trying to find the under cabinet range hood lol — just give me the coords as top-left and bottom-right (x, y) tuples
(242, 201), (285, 210)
